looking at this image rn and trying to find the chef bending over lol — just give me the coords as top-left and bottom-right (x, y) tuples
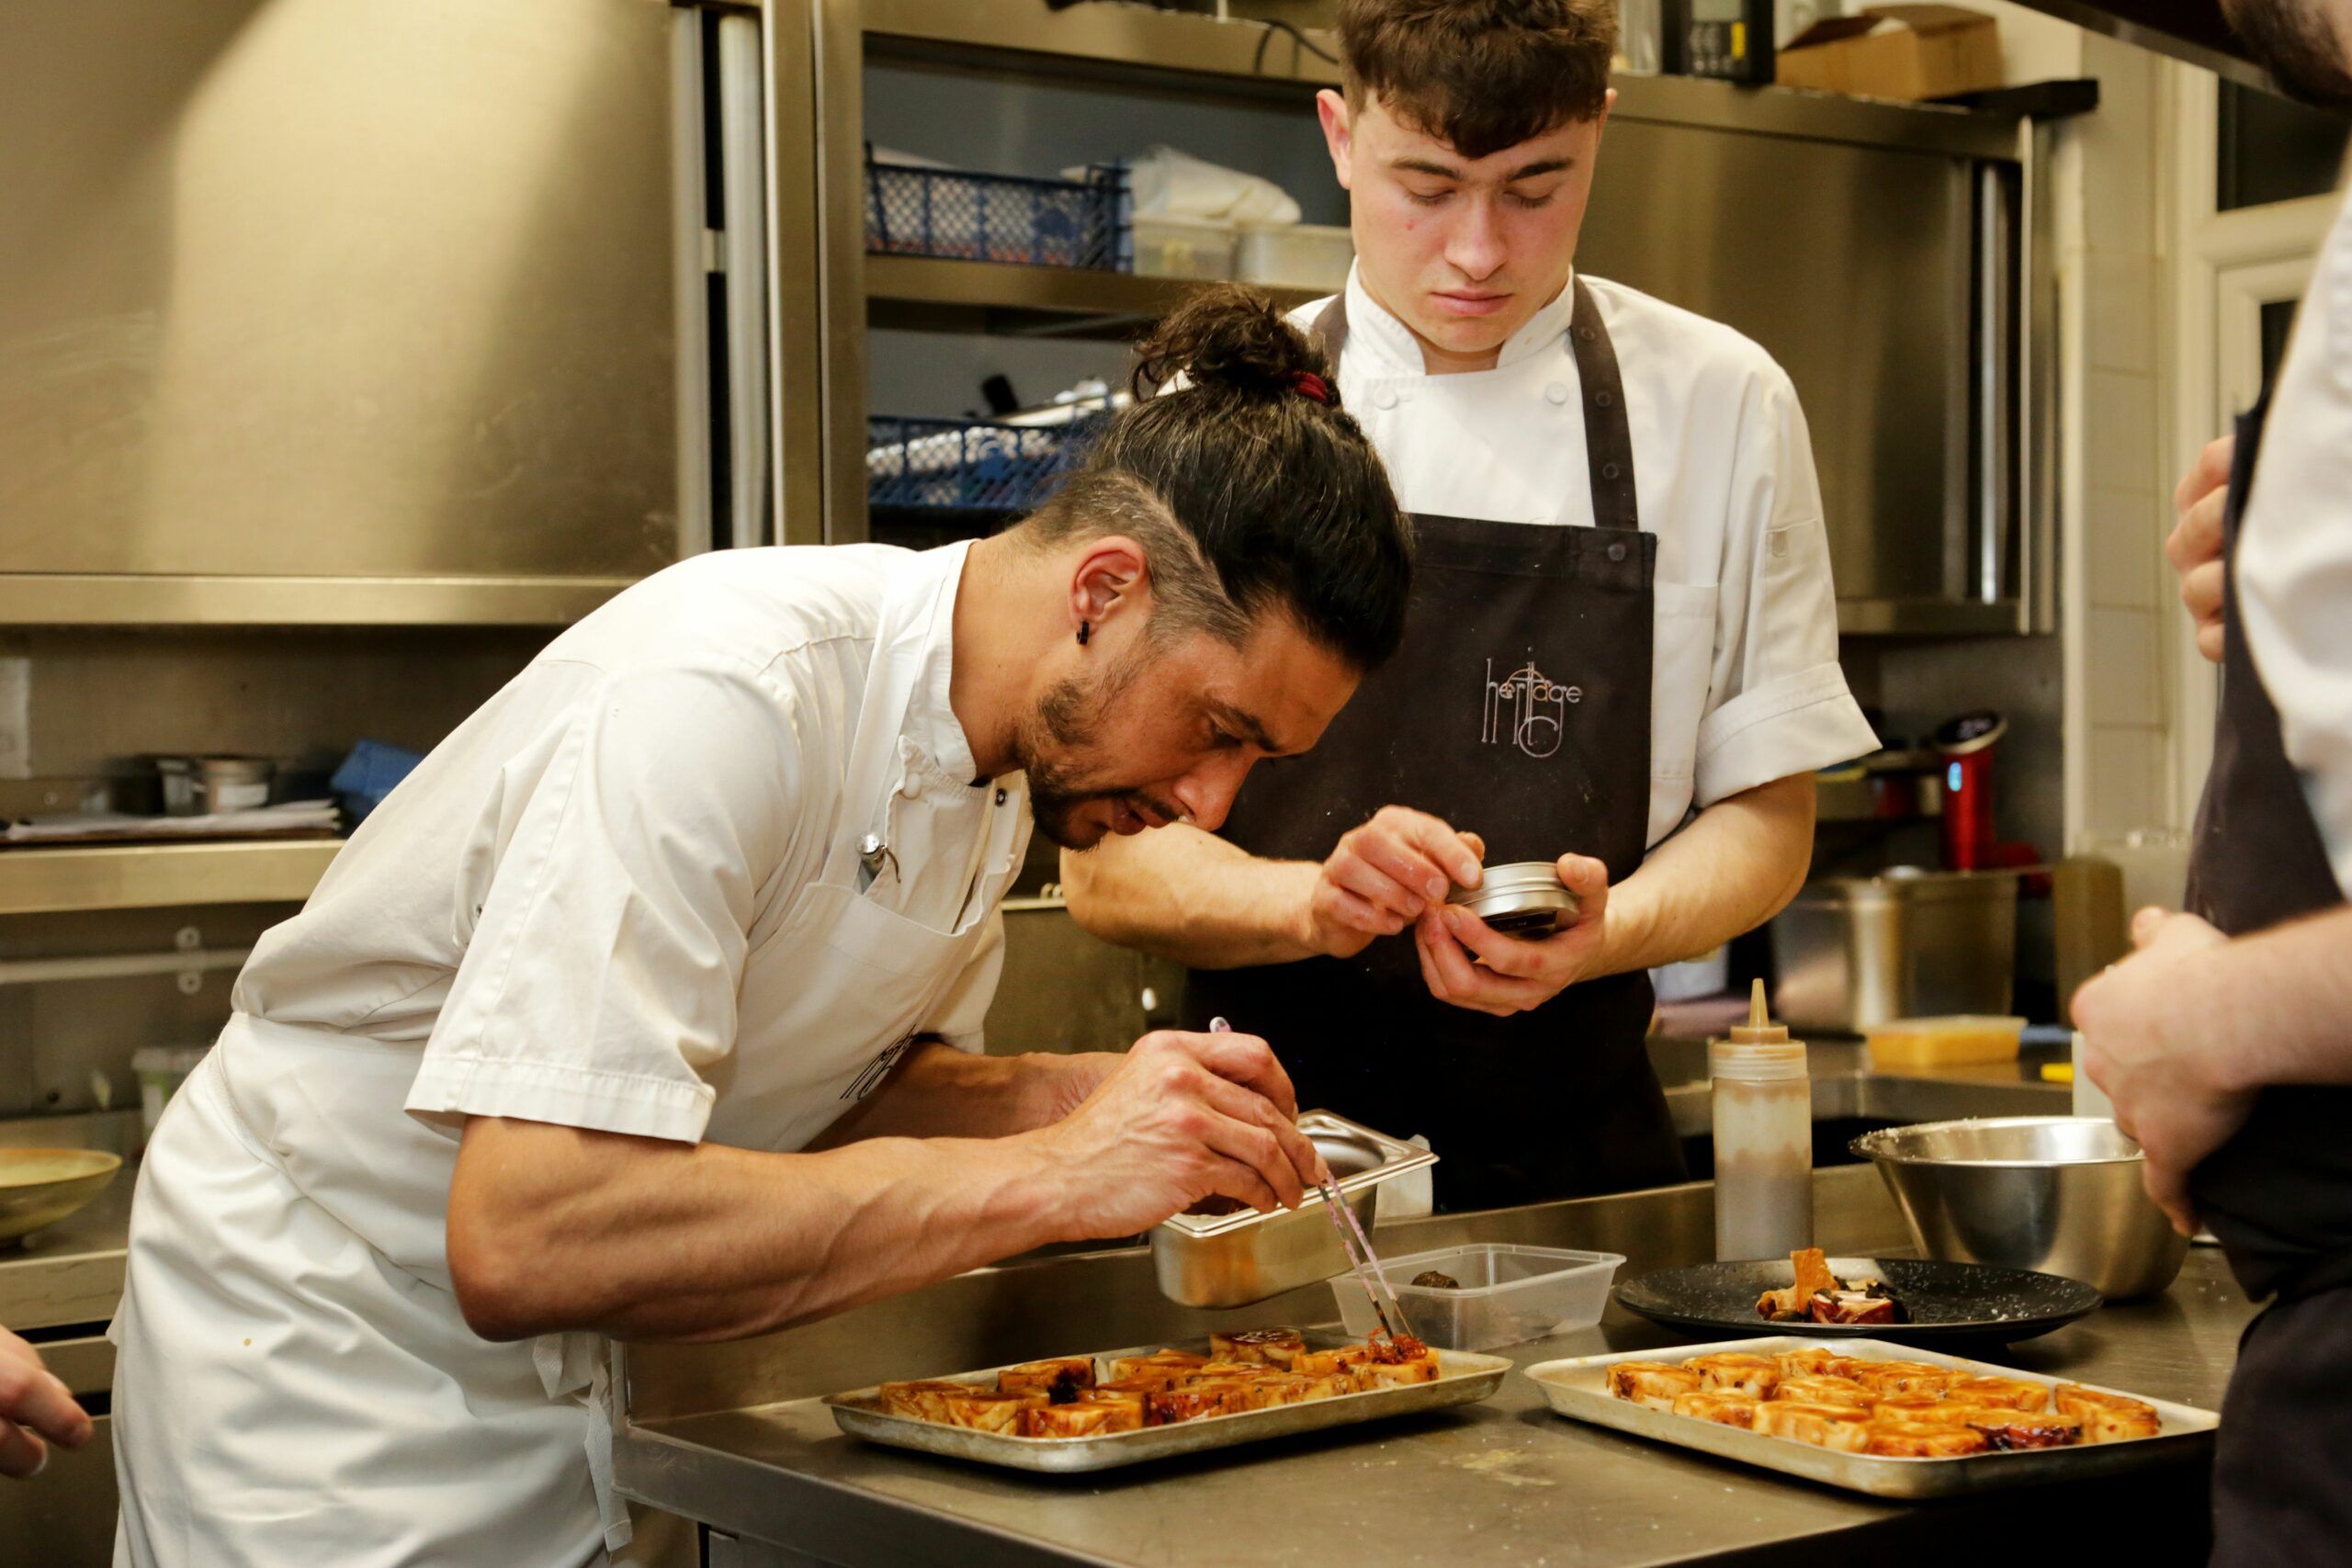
(107, 292), (1414, 1567)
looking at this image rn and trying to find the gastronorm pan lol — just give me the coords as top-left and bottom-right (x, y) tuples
(1151, 1110), (1438, 1309)
(824, 1334), (1510, 1474)
(1525, 1335), (2216, 1499)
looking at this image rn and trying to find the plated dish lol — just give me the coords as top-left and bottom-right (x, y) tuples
(1616, 1255), (2103, 1344)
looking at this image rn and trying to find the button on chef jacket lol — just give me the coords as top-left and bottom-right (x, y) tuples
(1296, 267), (1877, 845)
(2238, 186), (2352, 897)
(108, 541), (1030, 1568)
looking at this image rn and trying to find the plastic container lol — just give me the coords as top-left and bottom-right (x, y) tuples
(1235, 222), (1354, 290)
(1864, 1014), (2026, 1071)
(1711, 982), (1812, 1261)
(198, 755), (273, 812)
(1330, 1243), (1624, 1351)
(132, 1046), (210, 1137)
(1129, 214), (1236, 280)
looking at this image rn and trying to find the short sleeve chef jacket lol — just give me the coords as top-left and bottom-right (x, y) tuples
(2238, 185), (2352, 897)
(1295, 267), (1877, 847)
(230, 541), (1030, 1149)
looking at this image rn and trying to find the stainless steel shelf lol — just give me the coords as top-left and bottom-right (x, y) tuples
(865, 254), (1325, 338)
(0, 840), (342, 916)
(861, 0), (1342, 95)
(0, 575), (637, 628)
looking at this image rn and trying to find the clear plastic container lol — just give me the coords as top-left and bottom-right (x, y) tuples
(1329, 1243), (1624, 1351)
(1129, 215), (1237, 279)
(1234, 222), (1354, 291)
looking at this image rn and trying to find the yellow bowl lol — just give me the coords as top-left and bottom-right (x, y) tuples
(0, 1148), (122, 1244)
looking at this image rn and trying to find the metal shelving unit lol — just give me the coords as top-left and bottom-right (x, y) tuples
(865, 254), (1321, 338)
(0, 840), (341, 917)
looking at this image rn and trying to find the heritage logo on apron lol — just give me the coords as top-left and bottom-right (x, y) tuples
(1483, 658), (1582, 758)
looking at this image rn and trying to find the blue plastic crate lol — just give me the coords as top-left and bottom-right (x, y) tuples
(865, 414), (1104, 513)
(865, 150), (1130, 271)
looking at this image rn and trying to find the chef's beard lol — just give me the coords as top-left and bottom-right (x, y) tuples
(2222, 0), (2352, 106)
(1017, 646), (1187, 851)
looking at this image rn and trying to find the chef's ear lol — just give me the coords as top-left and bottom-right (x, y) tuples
(1316, 89), (1353, 190)
(1069, 536), (1150, 639)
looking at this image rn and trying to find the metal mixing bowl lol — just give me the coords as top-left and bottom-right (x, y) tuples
(1849, 1116), (2188, 1299)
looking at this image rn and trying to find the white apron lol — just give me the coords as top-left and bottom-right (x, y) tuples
(111, 559), (1019, 1567)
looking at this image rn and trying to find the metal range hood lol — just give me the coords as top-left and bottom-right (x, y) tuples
(2002, 0), (2273, 88)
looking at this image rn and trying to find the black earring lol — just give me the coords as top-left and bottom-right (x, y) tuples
(1077, 621), (1091, 646)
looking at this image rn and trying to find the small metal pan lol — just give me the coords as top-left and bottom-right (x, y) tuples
(825, 1334), (1510, 1474)
(1526, 1335), (2217, 1499)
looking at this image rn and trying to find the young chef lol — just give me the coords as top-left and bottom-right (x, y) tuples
(2073, 2), (2352, 1556)
(107, 293), (1414, 1567)
(1062, 0), (1875, 1208)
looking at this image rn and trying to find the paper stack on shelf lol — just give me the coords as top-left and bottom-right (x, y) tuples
(3, 799), (342, 845)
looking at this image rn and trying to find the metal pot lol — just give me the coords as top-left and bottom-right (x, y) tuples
(1770, 868), (2018, 1031)
(1849, 1115), (2189, 1299)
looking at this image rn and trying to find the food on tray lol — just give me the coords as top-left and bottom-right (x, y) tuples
(999, 1356), (1095, 1401)
(1605, 1361), (1703, 1410)
(874, 1334), (1434, 1439)
(1755, 1248), (1908, 1325)
(1671, 1390), (1760, 1429)
(1412, 1269), (1464, 1290)
(1211, 1327), (1306, 1367)
(1687, 1352), (1782, 1398)
(1603, 1348), (2164, 1461)
(1754, 1400), (1873, 1452)
(2054, 1383), (2163, 1444)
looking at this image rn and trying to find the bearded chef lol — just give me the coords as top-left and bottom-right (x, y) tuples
(107, 293), (1414, 1566)
(2071, 0), (2352, 1557)
(1063, 0), (1876, 1209)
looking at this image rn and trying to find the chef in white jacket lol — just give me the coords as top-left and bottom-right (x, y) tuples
(108, 293), (1413, 1566)
(1065, 0), (1876, 1208)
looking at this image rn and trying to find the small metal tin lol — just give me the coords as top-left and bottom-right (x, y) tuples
(1150, 1111), (1438, 1309)
(1448, 861), (1579, 939)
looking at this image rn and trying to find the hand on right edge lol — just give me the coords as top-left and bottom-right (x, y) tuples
(1029, 1030), (1330, 1240)
(1302, 807), (1486, 960)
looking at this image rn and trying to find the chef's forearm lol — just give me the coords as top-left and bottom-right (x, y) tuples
(2184, 906), (2352, 1092)
(1593, 772), (1815, 978)
(1060, 827), (1325, 968)
(447, 1116), (1071, 1343)
(805, 1041), (1109, 1147)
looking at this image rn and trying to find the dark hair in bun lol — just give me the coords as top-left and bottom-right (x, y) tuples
(1024, 287), (1411, 672)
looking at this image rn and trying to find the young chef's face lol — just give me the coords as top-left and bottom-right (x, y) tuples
(1317, 90), (1611, 373)
(1020, 606), (1361, 852)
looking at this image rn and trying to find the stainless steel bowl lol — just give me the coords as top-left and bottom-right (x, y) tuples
(1151, 1111), (1438, 1309)
(1849, 1116), (2188, 1299)
(1449, 862), (1579, 940)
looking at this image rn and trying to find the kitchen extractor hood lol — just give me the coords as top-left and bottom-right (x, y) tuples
(2000, 0), (2272, 87)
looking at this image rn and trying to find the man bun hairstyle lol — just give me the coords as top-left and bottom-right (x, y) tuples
(1024, 286), (1413, 673)
(1338, 0), (1617, 161)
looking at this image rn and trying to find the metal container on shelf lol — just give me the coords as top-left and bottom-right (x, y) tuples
(1770, 868), (2018, 1032)
(1151, 1111), (1437, 1309)
(1850, 1116), (2190, 1298)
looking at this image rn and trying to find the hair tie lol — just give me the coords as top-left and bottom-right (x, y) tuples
(1289, 370), (1331, 405)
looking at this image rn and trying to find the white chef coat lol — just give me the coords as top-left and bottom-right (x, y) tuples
(111, 541), (1031, 1567)
(2238, 182), (2352, 897)
(1295, 267), (1877, 846)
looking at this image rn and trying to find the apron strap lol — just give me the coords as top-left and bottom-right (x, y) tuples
(1313, 280), (1640, 533)
(1568, 276), (1640, 533)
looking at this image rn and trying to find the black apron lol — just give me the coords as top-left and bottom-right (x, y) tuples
(1183, 279), (1687, 1212)
(2179, 397), (2352, 1565)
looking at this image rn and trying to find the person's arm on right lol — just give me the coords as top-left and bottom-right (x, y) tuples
(1059, 807), (1485, 970)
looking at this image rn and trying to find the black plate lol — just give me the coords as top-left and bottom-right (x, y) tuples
(1614, 1257), (2102, 1345)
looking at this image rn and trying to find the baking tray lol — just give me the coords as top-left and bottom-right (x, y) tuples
(1525, 1335), (2218, 1499)
(825, 1334), (1510, 1474)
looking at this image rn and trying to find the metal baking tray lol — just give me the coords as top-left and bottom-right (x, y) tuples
(1525, 1335), (2218, 1499)
(1151, 1110), (1438, 1309)
(825, 1334), (1509, 1474)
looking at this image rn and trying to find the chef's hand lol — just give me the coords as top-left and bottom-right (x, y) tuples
(1304, 807), (1486, 960)
(1032, 1029), (1331, 1239)
(2071, 907), (2246, 1234)
(1412, 853), (1611, 1017)
(2167, 434), (2233, 664)
(0, 1325), (92, 1479)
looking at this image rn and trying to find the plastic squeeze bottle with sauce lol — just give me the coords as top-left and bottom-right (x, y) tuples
(1711, 980), (1813, 1261)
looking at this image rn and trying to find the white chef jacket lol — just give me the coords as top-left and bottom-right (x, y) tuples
(1295, 267), (1877, 847)
(111, 541), (1030, 1568)
(2238, 182), (2352, 897)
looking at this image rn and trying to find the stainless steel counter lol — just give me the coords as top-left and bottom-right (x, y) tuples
(616, 1167), (2251, 1565)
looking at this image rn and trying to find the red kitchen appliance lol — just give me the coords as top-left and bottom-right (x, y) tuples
(1933, 710), (2036, 871)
